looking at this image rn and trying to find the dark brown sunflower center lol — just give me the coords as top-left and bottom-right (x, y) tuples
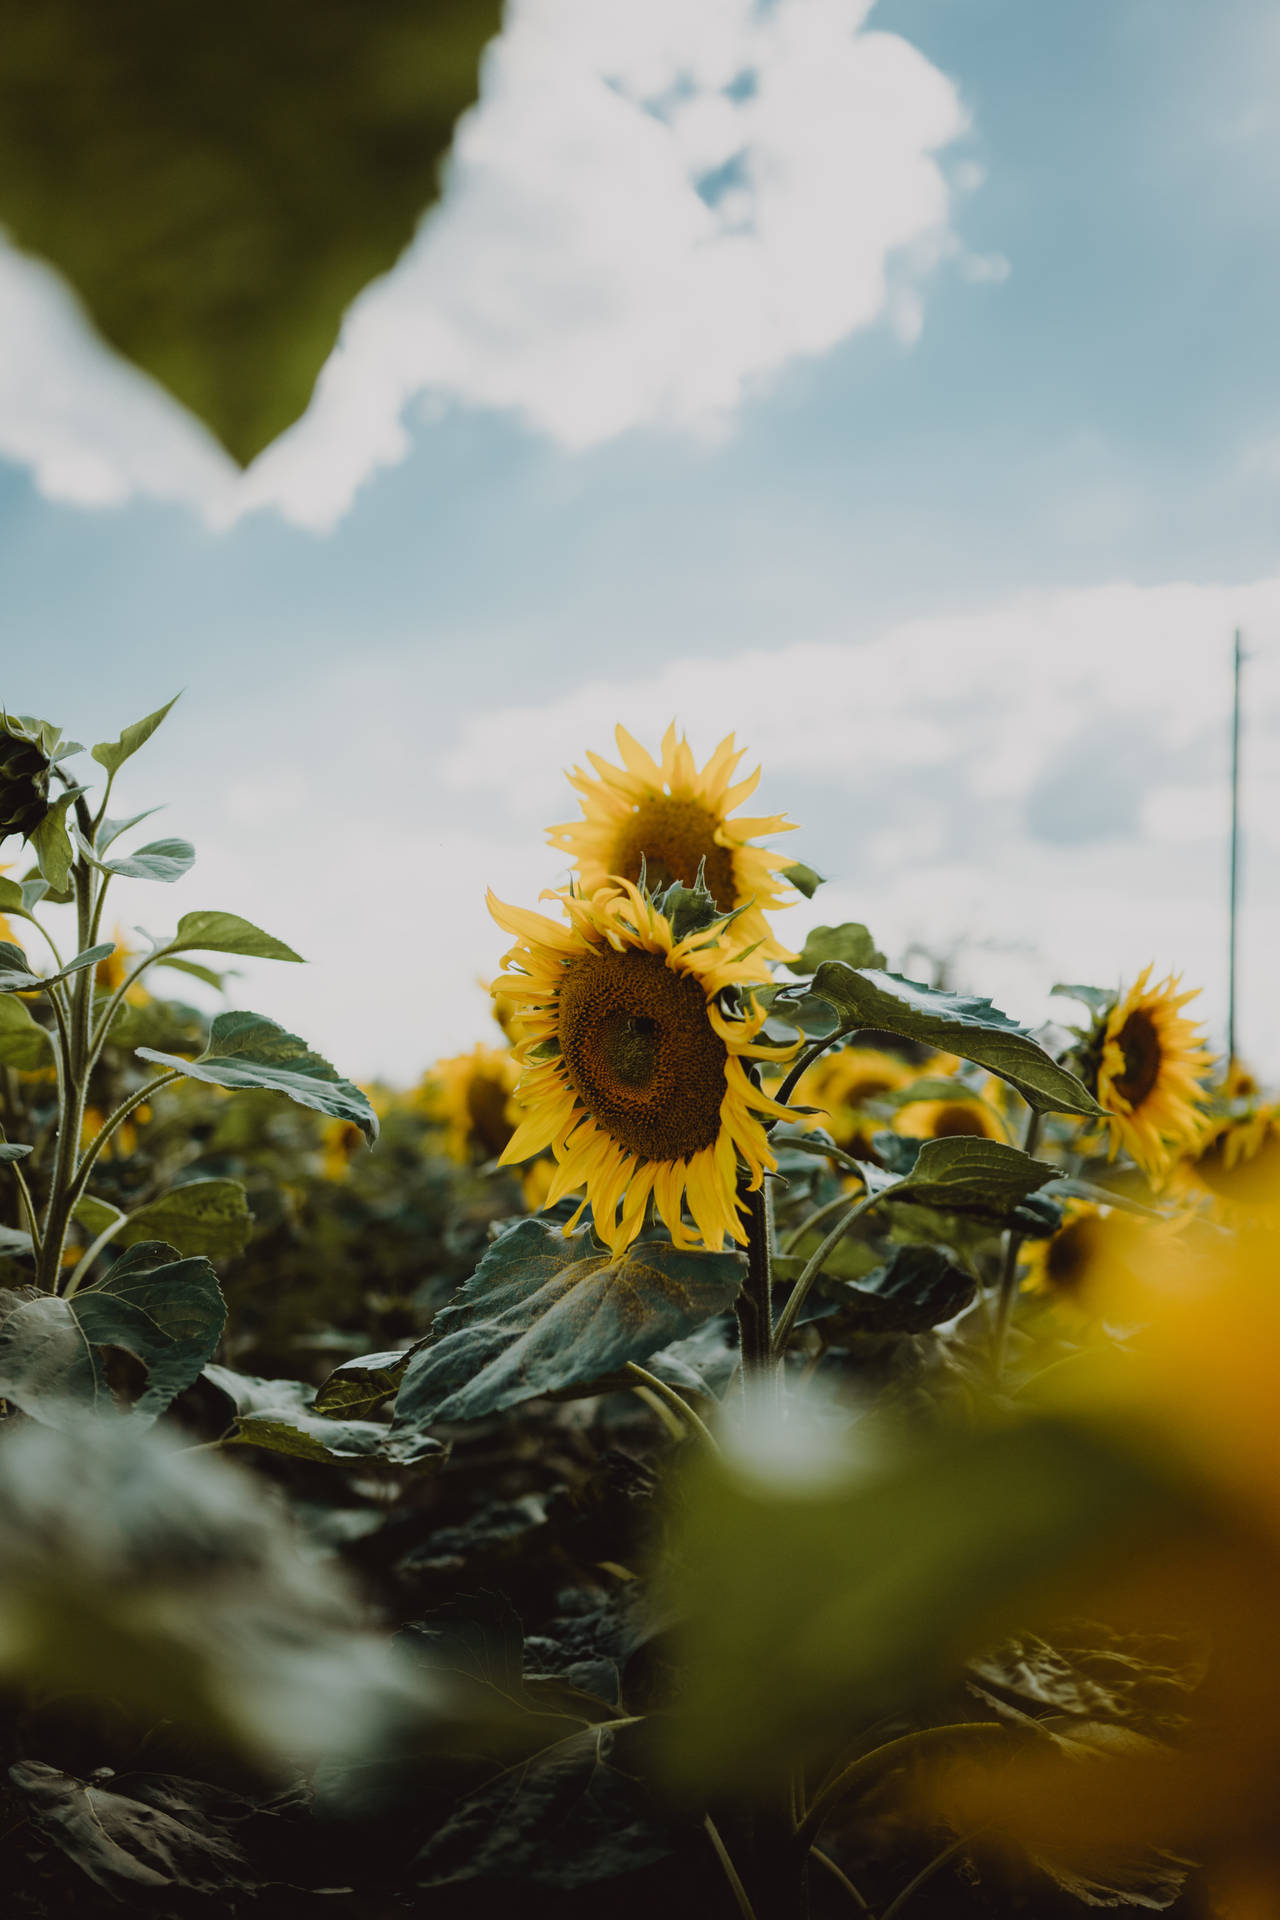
(467, 1072), (514, 1159)
(928, 1104), (990, 1139)
(609, 796), (737, 909)
(843, 1074), (897, 1105)
(1046, 1217), (1102, 1294)
(1112, 1010), (1162, 1107)
(557, 946), (727, 1161)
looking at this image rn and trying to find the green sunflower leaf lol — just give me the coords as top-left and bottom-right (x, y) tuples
(205, 1366), (442, 1466)
(886, 1135), (1057, 1222)
(0, 995), (52, 1070)
(391, 1219), (745, 1431)
(137, 1009), (378, 1143)
(85, 837), (196, 884)
(781, 862), (826, 900)
(0, 1143), (32, 1162)
(91, 695), (182, 777)
(166, 911), (304, 964)
(794, 965), (1102, 1117)
(73, 1193), (126, 1240)
(315, 1346), (425, 1420)
(0, 1288), (105, 1418)
(795, 923), (886, 974)
(661, 1415), (1196, 1793)
(102, 1179), (254, 1264)
(72, 1241), (227, 1423)
(0, 939), (116, 993)
(28, 789), (85, 892)
(829, 1244), (976, 1333)
(0, 2), (504, 464)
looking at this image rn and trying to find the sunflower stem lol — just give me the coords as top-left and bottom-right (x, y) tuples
(736, 1173), (776, 1379)
(775, 1022), (859, 1110)
(991, 1107), (1043, 1377)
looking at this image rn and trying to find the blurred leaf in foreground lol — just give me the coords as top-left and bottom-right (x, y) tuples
(0, 0), (503, 463)
(0, 1410), (441, 1765)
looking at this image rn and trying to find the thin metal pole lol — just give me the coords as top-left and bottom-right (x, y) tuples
(1228, 628), (1244, 1067)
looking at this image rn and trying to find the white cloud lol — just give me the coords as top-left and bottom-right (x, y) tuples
(50, 574), (1279, 1088)
(0, 0), (975, 529)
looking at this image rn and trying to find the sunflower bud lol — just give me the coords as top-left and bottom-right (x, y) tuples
(0, 713), (58, 843)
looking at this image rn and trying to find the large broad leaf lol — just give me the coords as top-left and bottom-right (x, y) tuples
(0, 937), (115, 993)
(205, 1364), (441, 1467)
(105, 1178), (254, 1263)
(0, 1288), (107, 1418)
(0, 1411), (442, 1764)
(832, 1244), (976, 1333)
(138, 1009), (378, 1143)
(662, 1415), (1196, 1792)
(413, 1720), (679, 1891)
(9, 1764), (258, 1899)
(73, 1241), (227, 1421)
(88, 836), (195, 883)
(315, 1346), (423, 1420)
(28, 788), (84, 891)
(166, 910), (303, 964)
(0, 1), (504, 464)
(0, 994), (51, 1068)
(886, 1135), (1058, 1222)
(795, 923), (886, 973)
(92, 695), (181, 777)
(793, 964), (1101, 1117)
(392, 1219), (744, 1432)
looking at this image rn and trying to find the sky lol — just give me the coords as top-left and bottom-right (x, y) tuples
(3, 0), (1279, 1084)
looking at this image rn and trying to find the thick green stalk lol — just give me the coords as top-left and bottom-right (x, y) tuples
(736, 1174), (776, 1377)
(37, 854), (98, 1288)
(991, 1108), (1044, 1375)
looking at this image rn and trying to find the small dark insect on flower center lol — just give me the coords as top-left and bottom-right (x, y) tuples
(610, 795), (738, 909)
(1112, 1010), (1162, 1108)
(557, 946), (728, 1161)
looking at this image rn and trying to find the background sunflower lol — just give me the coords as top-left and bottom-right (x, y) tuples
(548, 722), (798, 963)
(1095, 967), (1214, 1177)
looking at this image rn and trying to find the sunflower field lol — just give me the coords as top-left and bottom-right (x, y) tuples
(0, 696), (1277, 1920)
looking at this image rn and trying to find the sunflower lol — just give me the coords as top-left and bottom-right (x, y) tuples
(792, 1047), (916, 1163)
(1174, 1106), (1280, 1228)
(489, 880), (794, 1254)
(1095, 968), (1214, 1177)
(548, 724), (797, 963)
(893, 1089), (1008, 1145)
(1021, 1198), (1111, 1302)
(428, 1042), (523, 1166)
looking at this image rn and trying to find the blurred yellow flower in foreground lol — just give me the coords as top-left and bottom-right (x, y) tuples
(931, 1221), (1280, 1906)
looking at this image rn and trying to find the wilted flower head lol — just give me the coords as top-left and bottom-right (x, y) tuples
(0, 711), (60, 843)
